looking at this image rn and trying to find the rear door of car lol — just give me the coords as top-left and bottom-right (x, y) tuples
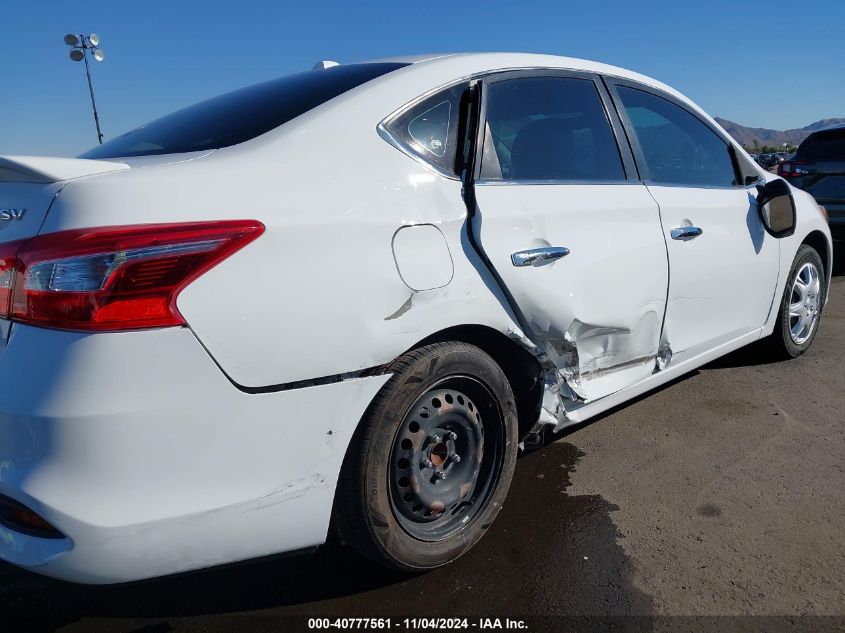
(606, 79), (780, 362)
(471, 70), (669, 402)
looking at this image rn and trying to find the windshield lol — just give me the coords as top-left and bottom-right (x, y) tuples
(80, 63), (408, 159)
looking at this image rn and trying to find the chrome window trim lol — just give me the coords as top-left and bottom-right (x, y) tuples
(475, 178), (636, 187)
(641, 181), (763, 191)
(377, 123), (461, 180)
(377, 64), (764, 186)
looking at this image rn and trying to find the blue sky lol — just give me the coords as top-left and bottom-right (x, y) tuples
(2, 0), (843, 156)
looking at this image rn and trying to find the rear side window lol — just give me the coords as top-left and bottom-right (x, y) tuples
(480, 76), (625, 182)
(81, 63), (408, 159)
(797, 129), (845, 162)
(616, 86), (737, 187)
(380, 83), (468, 177)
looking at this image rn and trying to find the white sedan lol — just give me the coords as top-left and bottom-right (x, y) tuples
(0, 53), (832, 583)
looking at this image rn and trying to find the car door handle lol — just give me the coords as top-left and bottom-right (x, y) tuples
(511, 246), (570, 267)
(670, 226), (703, 240)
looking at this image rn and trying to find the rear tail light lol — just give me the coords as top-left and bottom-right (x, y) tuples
(777, 161), (809, 178)
(0, 220), (263, 331)
(0, 240), (24, 319)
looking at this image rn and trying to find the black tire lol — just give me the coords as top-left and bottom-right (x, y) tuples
(334, 341), (518, 571)
(766, 244), (826, 358)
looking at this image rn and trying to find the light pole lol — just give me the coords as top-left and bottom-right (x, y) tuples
(64, 33), (105, 144)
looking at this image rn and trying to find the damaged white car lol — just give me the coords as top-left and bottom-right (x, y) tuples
(0, 53), (832, 583)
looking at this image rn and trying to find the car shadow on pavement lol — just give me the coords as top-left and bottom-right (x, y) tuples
(701, 339), (788, 369)
(0, 442), (654, 630)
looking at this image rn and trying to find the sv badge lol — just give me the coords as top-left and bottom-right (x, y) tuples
(0, 208), (26, 221)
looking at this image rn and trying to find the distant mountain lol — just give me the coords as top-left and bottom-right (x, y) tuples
(714, 117), (845, 150)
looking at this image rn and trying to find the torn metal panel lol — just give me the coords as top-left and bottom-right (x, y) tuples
(656, 339), (673, 371)
(505, 326), (572, 436)
(385, 294), (414, 321)
(507, 308), (667, 438)
(471, 181), (669, 419)
(516, 308), (664, 407)
(555, 313), (663, 399)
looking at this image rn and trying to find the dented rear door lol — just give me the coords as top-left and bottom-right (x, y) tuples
(471, 71), (668, 402)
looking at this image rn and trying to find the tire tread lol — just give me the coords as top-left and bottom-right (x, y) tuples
(334, 341), (513, 568)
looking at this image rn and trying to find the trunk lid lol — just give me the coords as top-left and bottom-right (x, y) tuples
(0, 155), (129, 242)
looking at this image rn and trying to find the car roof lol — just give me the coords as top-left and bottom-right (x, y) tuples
(360, 52), (719, 134)
(811, 123), (845, 134)
(802, 123), (845, 145)
(369, 52), (685, 99)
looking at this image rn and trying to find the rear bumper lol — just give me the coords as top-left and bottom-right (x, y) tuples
(0, 324), (388, 584)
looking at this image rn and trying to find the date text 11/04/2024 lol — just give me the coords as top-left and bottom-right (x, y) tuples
(307, 618), (529, 630)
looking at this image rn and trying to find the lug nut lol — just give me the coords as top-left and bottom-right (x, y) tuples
(430, 434), (441, 444)
(452, 454), (462, 463)
(421, 459), (433, 469)
(448, 431), (458, 440)
(435, 471), (447, 480)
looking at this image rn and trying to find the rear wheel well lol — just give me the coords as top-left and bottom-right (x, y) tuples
(802, 230), (831, 281)
(411, 325), (544, 439)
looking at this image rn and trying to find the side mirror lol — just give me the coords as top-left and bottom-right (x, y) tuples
(756, 179), (796, 238)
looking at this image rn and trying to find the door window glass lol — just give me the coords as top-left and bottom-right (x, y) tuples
(408, 101), (451, 158)
(382, 84), (467, 176)
(480, 76), (625, 182)
(616, 86), (738, 187)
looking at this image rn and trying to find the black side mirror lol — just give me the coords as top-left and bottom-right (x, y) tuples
(756, 179), (796, 238)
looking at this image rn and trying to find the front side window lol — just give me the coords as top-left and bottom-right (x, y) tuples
(480, 76), (625, 182)
(616, 86), (738, 187)
(81, 63), (408, 159)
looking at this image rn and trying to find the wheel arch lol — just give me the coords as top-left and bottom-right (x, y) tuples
(801, 230), (832, 290)
(408, 324), (545, 440)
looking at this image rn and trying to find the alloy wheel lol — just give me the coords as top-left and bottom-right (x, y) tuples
(788, 261), (821, 345)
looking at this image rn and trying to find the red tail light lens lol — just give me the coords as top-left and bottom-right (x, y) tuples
(0, 220), (263, 331)
(0, 239), (26, 318)
(777, 161), (809, 178)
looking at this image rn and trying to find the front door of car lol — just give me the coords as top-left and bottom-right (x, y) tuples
(608, 81), (780, 361)
(471, 72), (669, 402)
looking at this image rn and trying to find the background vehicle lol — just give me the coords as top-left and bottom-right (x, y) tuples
(756, 153), (779, 169)
(0, 53), (832, 584)
(779, 124), (845, 234)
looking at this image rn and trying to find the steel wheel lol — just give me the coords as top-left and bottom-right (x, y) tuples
(388, 376), (503, 542)
(335, 341), (518, 570)
(788, 261), (821, 345)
